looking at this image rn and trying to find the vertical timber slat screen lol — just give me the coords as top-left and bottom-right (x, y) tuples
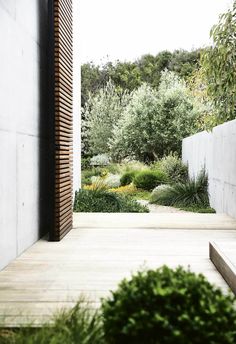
(51, 0), (73, 240)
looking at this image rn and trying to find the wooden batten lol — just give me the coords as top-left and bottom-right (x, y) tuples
(50, 0), (73, 241)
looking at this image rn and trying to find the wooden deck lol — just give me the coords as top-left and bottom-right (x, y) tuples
(1, 212), (236, 327)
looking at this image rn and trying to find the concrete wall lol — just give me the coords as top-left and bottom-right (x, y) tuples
(0, 0), (81, 271)
(182, 119), (236, 219)
(0, 0), (51, 270)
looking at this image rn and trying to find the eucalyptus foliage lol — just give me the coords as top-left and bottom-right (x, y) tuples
(201, 1), (236, 123)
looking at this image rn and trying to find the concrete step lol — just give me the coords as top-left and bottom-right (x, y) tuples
(74, 212), (236, 230)
(210, 241), (236, 294)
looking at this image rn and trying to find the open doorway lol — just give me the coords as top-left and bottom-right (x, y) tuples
(75, 0), (232, 215)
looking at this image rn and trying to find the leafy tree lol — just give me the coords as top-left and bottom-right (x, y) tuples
(82, 81), (129, 156)
(188, 68), (218, 130)
(81, 63), (109, 108)
(169, 49), (201, 79)
(81, 50), (201, 103)
(107, 61), (142, 93)
(201, 1), (236, 123)
(109, 71), (203, 162)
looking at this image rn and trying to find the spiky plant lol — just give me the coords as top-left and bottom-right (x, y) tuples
(150, 169), (210, 207)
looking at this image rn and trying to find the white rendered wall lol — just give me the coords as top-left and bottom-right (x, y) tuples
(182, 119), (236, 219)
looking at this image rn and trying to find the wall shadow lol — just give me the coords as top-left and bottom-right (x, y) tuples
(37, 0), (54, 238)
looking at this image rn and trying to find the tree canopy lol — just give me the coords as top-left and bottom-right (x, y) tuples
(81, 49), (201, 107)
(201, 1), (236, 123)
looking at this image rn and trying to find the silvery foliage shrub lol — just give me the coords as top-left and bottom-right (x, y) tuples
(90, 154), (111, 166)
(150, 184), (172, 202)
(109, 71), (206, 162)
(158, 153), (188, 183)
(82, 80), (130, 155)
(105, 174), (121, 188)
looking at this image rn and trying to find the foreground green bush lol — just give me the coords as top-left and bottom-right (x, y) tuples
(150, 169), (209, 208)
(120, 171), (136, 186)
(133, 170), (167, 190)
(73, 189), (149, 213)
(0, 301), (104, 344)
(102, 266), (236, 344)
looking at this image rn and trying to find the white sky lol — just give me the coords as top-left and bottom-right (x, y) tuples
(79, 0), (233, 65)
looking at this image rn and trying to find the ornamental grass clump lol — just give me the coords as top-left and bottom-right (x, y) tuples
(0, 301), (104, 344)
(102, 266), (236, 344)
(150, 169), (209, 208)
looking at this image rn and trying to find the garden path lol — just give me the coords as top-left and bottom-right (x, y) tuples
(137, 200), (192, 213)
(0, 212), (236, 327)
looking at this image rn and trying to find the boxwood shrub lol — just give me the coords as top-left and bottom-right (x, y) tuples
(73, 189), (149, 213)
(133, 170), (167, 190)
(120, 171), (137, 186)
(102, 266), (236, 344)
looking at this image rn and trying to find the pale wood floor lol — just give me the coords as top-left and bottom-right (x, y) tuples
(1, 212), (236, 327)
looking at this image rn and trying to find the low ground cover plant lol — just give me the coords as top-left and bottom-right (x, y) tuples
(133, 170), (167, 190)
(102, 266), (236, 344)
(150, 169), (211, 210)
(73, 189), (149, 213)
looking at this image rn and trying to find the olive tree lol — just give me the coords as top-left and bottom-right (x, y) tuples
(109, 71), (203, 162)
(82, 80), (129, 156)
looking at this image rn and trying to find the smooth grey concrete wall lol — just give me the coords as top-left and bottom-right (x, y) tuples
(0, 0), (50, 270)
(182, 119), (236, 219)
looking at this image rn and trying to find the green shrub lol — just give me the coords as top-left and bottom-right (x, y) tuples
(133, 170), (167, 190)
(102, 266), (236, 344)
(120, 171), (137, 186)
(156, 153), (188, 183)
(73, 190), (149, 213)
(81, 157), (91, 170)
(150, 169), (209, 207)
(0, 301), (104, 344)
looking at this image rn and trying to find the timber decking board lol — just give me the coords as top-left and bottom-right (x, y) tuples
(1, 213), (236, 326)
